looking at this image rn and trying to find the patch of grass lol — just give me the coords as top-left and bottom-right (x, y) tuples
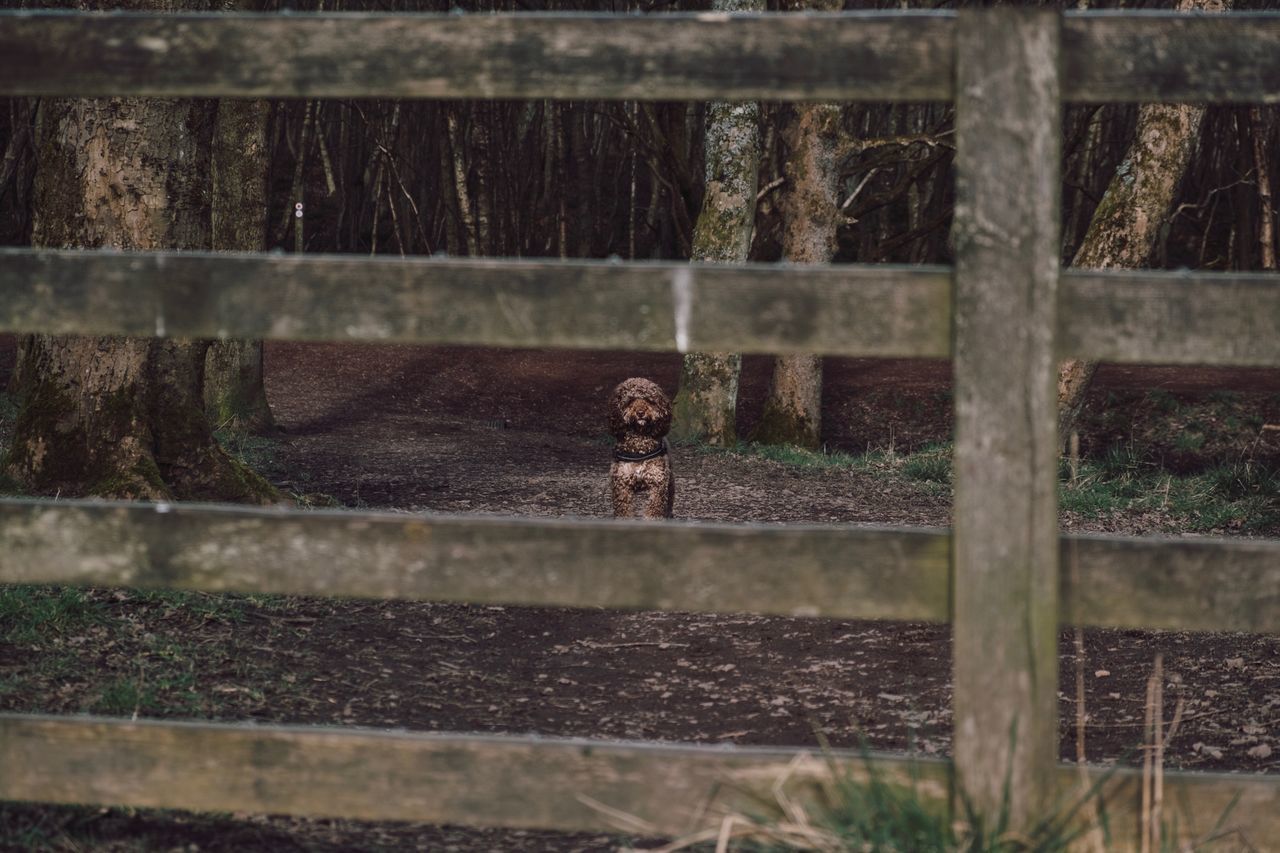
(1173, 430), (1207, 452)
(693, 440), (865, 469)
(0, 802), (113, 852)
(1147, 388), (1182, 414)
(213, 428), (278, 472)
(0, 392), (23, 496)
(292, 490), (343, 509)
(91, 677), (156, 717)
(123, 588), (251, 624)
(0, 469), (24, 497)
(0, 391), (18, 422)
(1206, 389), (1242, 406)
(91, 639), (208, 718)
(740, 442), (862, 469)
(0, 586), (106, 646)
(0, 675), (22, 700)
(1203, 460), (1280, 500)
(707, 440), (957, 494)
(901, 443), (952, 484)
(665, 746), (1110, 852)
(1061, 455), (1280, 532)
(122, 588), (295, 623)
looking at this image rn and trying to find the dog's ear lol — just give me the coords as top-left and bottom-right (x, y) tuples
(649, 387), (673, 436)
(607, 380), (635, 438)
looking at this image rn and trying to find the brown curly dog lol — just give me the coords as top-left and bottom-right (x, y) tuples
(608, 377), (675, 519)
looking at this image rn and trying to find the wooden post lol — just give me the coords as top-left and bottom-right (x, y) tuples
(952, 7), (1062, 828)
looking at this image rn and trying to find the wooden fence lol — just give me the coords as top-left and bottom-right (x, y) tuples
(1, 7), (1278, 846)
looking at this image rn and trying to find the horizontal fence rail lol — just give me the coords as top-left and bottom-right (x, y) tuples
(2, 498), (1277, 634)
(2, 713), (1277, 845)
(0, 11), (955, 102)
(1058, 269), (1280, 367)
(1, 11), (1278, 102)
(1062, 12), (1280, 103)
(0, 250), (953, 358)
(2, 249), (1278, 365)
(4, 6), (1280, 842)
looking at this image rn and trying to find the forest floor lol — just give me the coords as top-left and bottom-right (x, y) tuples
(1, 338), (1279, 851)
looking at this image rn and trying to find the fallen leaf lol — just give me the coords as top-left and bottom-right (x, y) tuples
(1193, 742), (1225, 759)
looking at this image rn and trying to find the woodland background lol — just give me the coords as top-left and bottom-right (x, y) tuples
(1, 2), (1280, 850)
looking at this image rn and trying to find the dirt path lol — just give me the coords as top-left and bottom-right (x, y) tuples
(2, 337), (1279, 850)
(250, 344), (1280, 775)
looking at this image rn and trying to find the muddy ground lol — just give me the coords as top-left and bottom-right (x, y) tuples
(1, 338), (1279, 851)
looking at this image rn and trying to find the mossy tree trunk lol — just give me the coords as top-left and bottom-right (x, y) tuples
(4, 0), (277, 503)
(750, 4), (843, 450)
(204, 93), (276, 434)
(1057, 0), (1230, 445)
(670, 0), (764, 447)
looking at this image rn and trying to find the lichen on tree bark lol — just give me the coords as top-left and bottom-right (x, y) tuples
(4, 9), (277, 503)
(670, 0), (764, 447)
(750, 97), (842, 449)
(1057, 0), (1230, 445)
(204, 91), (276, 435)
(745, 0), (844, 451)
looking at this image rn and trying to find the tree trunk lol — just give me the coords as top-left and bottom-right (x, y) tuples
(4, 22), (277, 503)
(204, 92), (276, 434)
(1250, 106), (1277, 271)
(670, 0), (763, 447)
(750, 12), (842, 450)
(1056, 0), (1229, 445)
(446, 107), (480, 257)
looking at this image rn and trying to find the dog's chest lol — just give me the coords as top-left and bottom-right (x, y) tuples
(611, 458), (671, 489)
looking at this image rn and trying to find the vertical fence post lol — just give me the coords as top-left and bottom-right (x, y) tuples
(952, 7), (1062, 829)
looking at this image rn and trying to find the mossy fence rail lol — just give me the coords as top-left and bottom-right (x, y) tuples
(1, 7), (1279, 846)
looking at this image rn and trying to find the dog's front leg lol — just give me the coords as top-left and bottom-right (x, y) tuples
(643, 477), (671, 519)
(610, 465), (635, 518)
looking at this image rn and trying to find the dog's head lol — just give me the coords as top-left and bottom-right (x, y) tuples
(608, 377), (672, 440)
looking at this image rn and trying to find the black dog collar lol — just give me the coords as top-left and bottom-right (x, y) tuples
(613, 439), (668, 463)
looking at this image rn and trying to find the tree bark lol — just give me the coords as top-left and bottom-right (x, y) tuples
(1056, 0), (1230, 445)
(1250, 106), (1277, 271)
(750, 6), (842, 450)
(670, 0), (763, 447)
(204, 90), (276, 434)
(4, 2), (277, 503)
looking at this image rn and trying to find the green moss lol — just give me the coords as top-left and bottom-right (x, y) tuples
(671, 393), (737, 446)
(0, 391), (18, 424)
(671, 353), (741, 447)
(7, 385), (110, 494)
(223, 455), (280, 504)
(90, 456), (170, 501)
(749, 400), (819, 450)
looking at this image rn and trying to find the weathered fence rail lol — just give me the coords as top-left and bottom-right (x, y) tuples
(0, 250), (955, 357)
(2, 714), (1277, 846)
(3, 11), (1280, 102)
(3, 498), (1279, 633)
(1, 5), (1279, 847)
(3, 249), (1280, 364)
